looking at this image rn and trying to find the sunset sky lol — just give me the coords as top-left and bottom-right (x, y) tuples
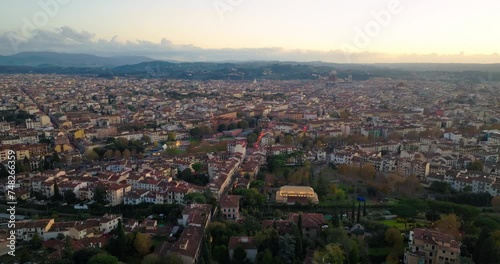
(1, 0), (499, 63)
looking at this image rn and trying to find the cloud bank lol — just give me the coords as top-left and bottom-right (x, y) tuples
(1, 26), (499, 63)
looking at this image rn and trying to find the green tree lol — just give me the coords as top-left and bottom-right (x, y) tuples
(315, 175), (329, 198)
(435, 214), (461, 239)
(392, 203), (417, 230)
(278, 234), (296, 263)
(103, 149), (114, 159)
(351, 200), (355, 221)
(85, 149), (100, 161)
(94, 185), (107, 204)
(228, 123), (237, 130)
(0, 163), (9, 179)
(463, 185), (473, 193)
(429, 181), (450, 193)
(52, 152), (61, 163)
(63, 189), (77, 204)
(357, 201), (361, 223)
(218, 123), (228, 132)
(213, 245), (230, 264)
(53, 181), (62, 201)
(180, 168), (192, 178)
(141, 135), (151, 143)
(30, 232), (43, 249)
(474, 229), (500, 263)
(293, 224), (304, 260)
(313, 244), (346, 264)
(133, 232), (152, 256)
(237, 120), (249, 129)
(107, 219), (127, 259)
(247, 133), (258, 145)
(122, 149), (131, 159)
(468, 160), (484, 171)
(385, 227), (404, 255)
(167, 132), (177, 141)
(233, 246), (248, 264)
(192, 162), (204, 173)
(259, 248), (273, 264)
(141, 254), (160, 264)
(114, 150), (122, 159)
(184, 193), (207, 204)
(298, 214), (303, 238)
(62, 236), (74, 261)
(19, 248), (33, 264)
(161, 254), (183, 264)
(358, 164), (376, 181)
(74, 248), (107, 264)
(88, 253), (119, 264)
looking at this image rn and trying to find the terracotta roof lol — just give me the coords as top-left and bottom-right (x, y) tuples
(220, 195), (240, 208)
(228, 236), (257, 250)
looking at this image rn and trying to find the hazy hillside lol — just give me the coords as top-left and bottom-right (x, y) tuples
(0, 52), (153, 67)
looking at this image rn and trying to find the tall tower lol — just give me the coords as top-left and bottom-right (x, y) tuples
(328, 71), (338, 83)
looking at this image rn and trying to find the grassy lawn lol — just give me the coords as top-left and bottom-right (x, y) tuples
(378, 219), (429, 231)
(378, 219), (407, 231)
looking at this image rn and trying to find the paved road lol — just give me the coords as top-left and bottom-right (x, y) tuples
(0, 204), (77, 218)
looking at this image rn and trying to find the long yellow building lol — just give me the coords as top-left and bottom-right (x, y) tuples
(275, 185), (319, 204)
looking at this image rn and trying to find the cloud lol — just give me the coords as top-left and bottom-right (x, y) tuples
(0, 26), (499, 63)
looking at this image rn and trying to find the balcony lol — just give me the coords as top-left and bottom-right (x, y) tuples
(405, 247), (426, 264)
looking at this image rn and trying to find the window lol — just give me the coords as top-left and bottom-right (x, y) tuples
(429, 252), (433, 256)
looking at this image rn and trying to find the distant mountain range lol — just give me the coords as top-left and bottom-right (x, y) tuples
(0, 52), (154, 67)
(0, 52), (499, 81)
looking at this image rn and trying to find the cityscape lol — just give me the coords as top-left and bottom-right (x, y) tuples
(1, 1), (500, 264)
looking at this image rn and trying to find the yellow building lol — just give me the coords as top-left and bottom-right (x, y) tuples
(73, 129), (85, 139)
(15, 148), (30, 161)
(55, 144), (73, 153)
(275, 185), (319, 204)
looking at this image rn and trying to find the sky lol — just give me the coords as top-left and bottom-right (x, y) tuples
(0, 0), (499, 63)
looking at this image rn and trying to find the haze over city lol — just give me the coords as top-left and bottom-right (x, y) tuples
(1, 0), (500, 63)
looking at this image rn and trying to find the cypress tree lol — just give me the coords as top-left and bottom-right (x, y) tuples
(53, 181), (61, 201)
(298, 214), (303, 238)
(351, 201), (355, 221)
(357, 201), (361, 223)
